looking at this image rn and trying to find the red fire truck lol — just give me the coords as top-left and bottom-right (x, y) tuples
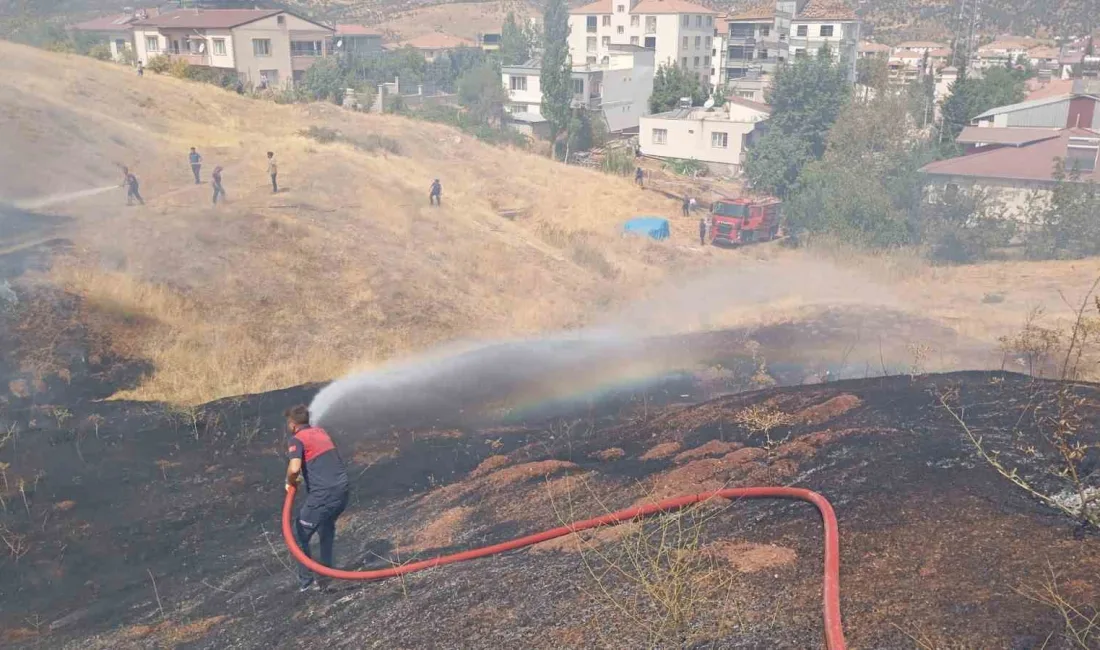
(708, 197), (782, 246)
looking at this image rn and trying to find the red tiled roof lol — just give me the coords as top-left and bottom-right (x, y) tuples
(71, 14), (139, 31)
(727, 95), (771, 113)
(1028, 46), (1061, 59)
(956, 126), (1061, 147)
(795, 0), (857, 20)
(859, 42), (891, 53)
(895, 41), (948, 49)
(570, 0), (612, 14)
(399, 32), (476, 49)
(921, 128), (1100, 183)
(135, 9), (307, 30)
(336, 24), (381, 36)
(1026, 78), (1074, 101)
(927, 48), (952, 58)
(632, 0), (717, 14)
(728, 2), (775, 20)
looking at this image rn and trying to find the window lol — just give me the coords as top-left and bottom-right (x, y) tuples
(253, 38), (271, 56)
(115, 38), (127, 52)
(705, 36), (712, 48)
(796, 25), (807, 37)
(630, 36), (639, 45)
(510, 75), (527, 91)
(759, 49), (768, 59)
(617, 4), (625, 12)
(704, 55), (710, 66)
(260, 69), (279, 85)
(712, 132), (728, 148)
(761, 26), (770, 37)
(944, 183), (959, 201)
(695, 15), (702, 27)
(795, 47), (806, 57)
(511, 104), (528, 113)
(586, 55), (597, 63)
(602, 15), (611, 26)
(682, 36), (688, 48)
(573, 78), (585, 93)
(587, 36), (597, 52)
(587, 16), (598, 32)
(276, 15), (285, 24)
(694, 56), (700, 66)
(645, 16), (657, 33)
(602, 36), (611, 47)
(645, 35), (656, 47)
(212, 38), (226, 56)
(707, 16), (713, 27)
(682, 15), (690, 27)
(737, 90), (755, 99)
(601, 56), (609, 64)
(682, 57), (688, 66)
(617, 26), (624, 34)
(291, 41), (323, 56)
(145, 35), (159, 51)
(820, 25), (834, 37)
(652, 128), (667, 144)
(695, 36), (701, 48)
(631, 15), (639, 26)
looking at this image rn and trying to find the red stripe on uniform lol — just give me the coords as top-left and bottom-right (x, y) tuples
(294, 427), (336, 462)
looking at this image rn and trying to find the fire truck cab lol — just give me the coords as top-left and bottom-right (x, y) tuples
(708, 197), (782, 246)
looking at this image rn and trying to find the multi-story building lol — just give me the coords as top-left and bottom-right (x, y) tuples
(788, 0), (860, 82)
(132, 9), (333, 88)
(567, 0), (718, 85)
(71, 11), (150, 62)
(717, 1), (795, 102)
(502, 45), (656, 135)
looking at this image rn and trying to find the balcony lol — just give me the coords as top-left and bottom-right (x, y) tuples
(726, 36), (756, 46)
(168, 52), (210, 66)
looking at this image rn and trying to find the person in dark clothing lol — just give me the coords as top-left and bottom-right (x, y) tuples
(125, 172), (144, 206)
(699, 217), (708, 246)
(682, 196), (691, 218)
(285, 404), (350, 592)
(429, 178), (442, 206)
(189, 148), (202, 184)
(136, 61), (144, 77)
(211, 166), (226, 205)
(267, 152), (278, 193)
(634, 167), (644, 188)
(235, 80), (245, 95)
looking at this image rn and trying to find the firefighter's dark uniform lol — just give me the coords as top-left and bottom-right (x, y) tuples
(288, 426), (349, 589)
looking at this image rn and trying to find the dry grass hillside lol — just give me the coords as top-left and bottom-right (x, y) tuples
(1, 41), (711, 403)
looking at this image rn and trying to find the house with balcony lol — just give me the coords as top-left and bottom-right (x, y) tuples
(132, 9), (333, 88)
(567, 0), (718, 86)
(719, 1), (793, 102)
(501, 46), (656, 137)
(391, 33), (477, 61)
(333, 24), (383, 57)
(639, 97), (770, 171)
(70, 11), (150, 62)
(789, 0), (860, 82)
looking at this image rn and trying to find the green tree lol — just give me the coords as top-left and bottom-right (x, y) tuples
(1025, 160), (1100, 259)
(458, 59), (507, 126)
(540, 0), (572, 158)
(939, 67), (1026, 145)
(301, 57), (349, 103)
(649, 64), (707, 113)
(500, 12), (532, 65)
(743, 47), (850, 196)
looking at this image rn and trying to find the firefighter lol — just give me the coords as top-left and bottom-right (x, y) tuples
(211, 166), (226, 205)
(634, 167), (644, 188)
(285, 405), (350, 592)
(699, 216), (708, 246)
(429, 178), (442, 206)
(124, 170), (144, 206)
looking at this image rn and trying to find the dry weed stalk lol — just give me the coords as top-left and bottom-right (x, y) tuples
(548, 477), (743, 647)
(942, 275), (1100, 529)
(734, 404), (794, 450)
(0, 523), (31, 561)
(1017, 566), (1099, 649)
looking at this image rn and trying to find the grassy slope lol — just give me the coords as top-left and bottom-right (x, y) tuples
(2, 41), (711, 403)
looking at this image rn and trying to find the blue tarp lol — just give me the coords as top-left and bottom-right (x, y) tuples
(622, 217), (670, 241)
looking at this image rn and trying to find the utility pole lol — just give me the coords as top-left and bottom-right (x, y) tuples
(950, 0), (980, 75)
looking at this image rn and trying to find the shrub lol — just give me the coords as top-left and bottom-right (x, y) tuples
(87, 43), (113, 61)
(145, 55), (171, 74)
(167, 58), (192, 79)
(601, 149), (634, 176)
(666, 157), (705, 177)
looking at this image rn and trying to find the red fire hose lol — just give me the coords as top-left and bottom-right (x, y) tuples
(282, 485), (845, 650)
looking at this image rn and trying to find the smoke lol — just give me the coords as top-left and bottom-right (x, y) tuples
(310, 256), (941, 432)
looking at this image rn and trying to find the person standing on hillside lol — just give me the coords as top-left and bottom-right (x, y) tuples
(211, 166), (226, 205)
(267, 151), (279, 193)
(137, 61), (144, 77)
(429, 178), (442, 206)
(284, 405), (350, 593)
(699, 216), (708, 246)
(124, 171), (144, 206)
(682, 196), (691, 218)
(635, 167), (644, 188)
(189, 147), (203, 184)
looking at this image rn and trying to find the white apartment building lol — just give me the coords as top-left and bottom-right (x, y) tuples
(568, 0), (718, 85)
(502, 45), (656, 135)
(639, 97), (770, 170)
(789, 0), (861, 82)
